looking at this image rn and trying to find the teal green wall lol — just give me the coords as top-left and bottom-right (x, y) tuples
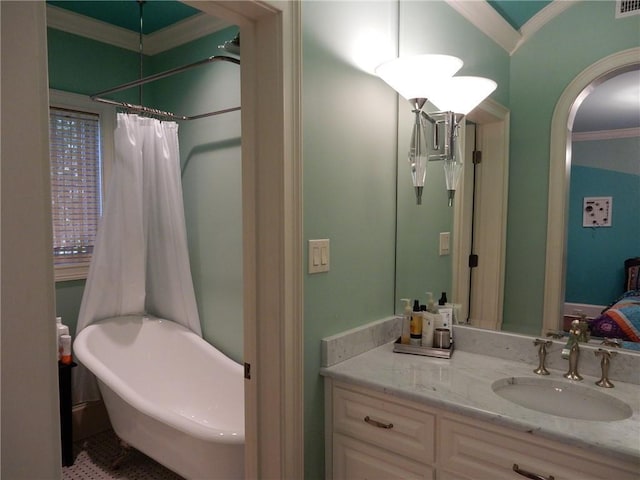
(566, 137), (640, 305)
(302, 2), (398, 477)
(503, 1), (640, 334)
(148, 27), (243, 363)
(54, 280), (85, 337)
(47, 28), (144, 103)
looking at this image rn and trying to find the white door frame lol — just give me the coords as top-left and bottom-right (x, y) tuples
(187, 2), (304, 478)
(542, 47), (640, 335)
(453, 99), (510, 329)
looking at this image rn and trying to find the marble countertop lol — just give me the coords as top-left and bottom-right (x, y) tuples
(321, 341), (640, 464)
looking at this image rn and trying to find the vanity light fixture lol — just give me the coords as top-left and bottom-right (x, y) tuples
(428, 76), (497, 206)
(376, 54), (463, 204)
(376, 56), (496, 206)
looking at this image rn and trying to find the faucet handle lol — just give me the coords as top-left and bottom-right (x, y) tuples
(545, 331), (564, 339)
(595, 348), (617, 359)
(595, 348), (616, 388)
(601, 338), (621, 348)
(533, 339), (552, 375)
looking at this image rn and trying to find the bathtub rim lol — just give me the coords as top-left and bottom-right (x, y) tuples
(74, 314), (244, 444)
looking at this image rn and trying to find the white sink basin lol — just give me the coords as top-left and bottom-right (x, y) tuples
(492, 377), (632, 421)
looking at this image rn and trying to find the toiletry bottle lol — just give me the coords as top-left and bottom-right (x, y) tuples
(400, 298), (412, 344)
(426, 292), (444, 329)
(422, 305), (434, 348)
(60, 334), (73, 365)
(56, 316), (69, 361)
(439, 292), (447, 305)
(56, 316), (62, 360)
(437, 292), (453, 329)
(410, 300), (423, 346)
(426, 292), (437, 313)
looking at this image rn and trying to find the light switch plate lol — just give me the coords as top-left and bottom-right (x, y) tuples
(439, 232), (451, 256)
(308, 239), (330, 273)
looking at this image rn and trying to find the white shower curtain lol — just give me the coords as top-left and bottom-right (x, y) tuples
(74, 113), (201, 403)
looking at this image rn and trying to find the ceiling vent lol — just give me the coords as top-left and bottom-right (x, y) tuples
(616, 0), (640, 18)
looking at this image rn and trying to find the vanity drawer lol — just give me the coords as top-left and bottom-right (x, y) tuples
(332, 384), (435, 464)
(439, 417), (640, 480)
(333, 433), (434, 480)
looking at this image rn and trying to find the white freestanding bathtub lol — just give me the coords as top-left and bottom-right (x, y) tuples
(74, 315), (244, 479)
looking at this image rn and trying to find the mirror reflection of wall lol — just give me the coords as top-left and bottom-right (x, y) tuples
(565, 68), (640, 317)
(392, 1), (640, 348)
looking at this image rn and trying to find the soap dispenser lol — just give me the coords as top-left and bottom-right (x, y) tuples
(400, 298), (412, 344)
(437, 291), (453, 329)
(426, 292), (437, 313)
(425, 292), (444, 330)
(410, 299), (423, 346)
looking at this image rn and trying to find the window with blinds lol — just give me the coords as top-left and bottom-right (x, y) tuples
(49, 107), (103, 271)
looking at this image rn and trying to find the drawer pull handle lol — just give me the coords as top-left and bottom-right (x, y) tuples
(363, 415), (393, 429)
(513, 464), (554, 480)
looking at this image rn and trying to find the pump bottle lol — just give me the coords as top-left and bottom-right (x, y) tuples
(410, 299), (423, 346)
(437, 291), (453, 329)
(400, 298), (412, 344)
(422, 292), (442, 343)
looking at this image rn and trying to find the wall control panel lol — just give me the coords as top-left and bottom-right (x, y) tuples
(582, 197), (612, 227)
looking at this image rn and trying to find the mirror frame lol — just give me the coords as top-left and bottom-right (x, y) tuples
(542, 47), (640, 335)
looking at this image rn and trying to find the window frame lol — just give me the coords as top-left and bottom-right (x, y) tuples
(49, 89), (115, 282)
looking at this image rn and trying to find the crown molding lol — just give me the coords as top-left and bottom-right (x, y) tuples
(46, 5), (230, 55)
(47, 4), (139, 52)
(572, 127), (640, 141)
(445, 0), (521, 53)
(142, 13), (231, 55)
(514, 1), (579, 54)
(446, 0), (578, 55)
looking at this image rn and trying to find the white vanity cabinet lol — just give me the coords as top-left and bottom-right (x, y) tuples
(330, 381), (436, 479)
(325, 379), (639, 480)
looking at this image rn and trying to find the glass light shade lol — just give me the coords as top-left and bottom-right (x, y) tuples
(428, 76), (497, 115)
(408, 111), (429, 204)
(375, 54), (463, 101)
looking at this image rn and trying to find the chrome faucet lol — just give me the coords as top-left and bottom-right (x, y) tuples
(533, 339), (552, 375)
(562, 320), (583, 381)
(595, 349), (617, 388)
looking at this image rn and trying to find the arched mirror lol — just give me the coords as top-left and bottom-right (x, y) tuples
(543, 49), (640, 347)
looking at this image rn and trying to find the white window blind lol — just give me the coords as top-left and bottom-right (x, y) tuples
(49, 107), (103, 269)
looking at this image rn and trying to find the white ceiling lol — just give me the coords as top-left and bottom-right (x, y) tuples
(573, 67), (640, 133)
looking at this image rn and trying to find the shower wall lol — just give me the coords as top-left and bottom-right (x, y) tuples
(47, 26), (244, 363)
(149, 27), (243, 362)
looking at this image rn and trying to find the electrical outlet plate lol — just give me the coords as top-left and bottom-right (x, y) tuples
(582, 197), (612, 227)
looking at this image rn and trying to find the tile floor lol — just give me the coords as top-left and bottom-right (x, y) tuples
(62, 430), (184, 480)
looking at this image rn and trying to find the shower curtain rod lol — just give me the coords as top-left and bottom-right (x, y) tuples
(90, 55), (241, 121)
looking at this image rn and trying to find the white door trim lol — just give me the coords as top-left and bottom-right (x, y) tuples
(453, 99), (509, 329)
(186, 2), (303, 478)
(542, 47), (640, 335)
